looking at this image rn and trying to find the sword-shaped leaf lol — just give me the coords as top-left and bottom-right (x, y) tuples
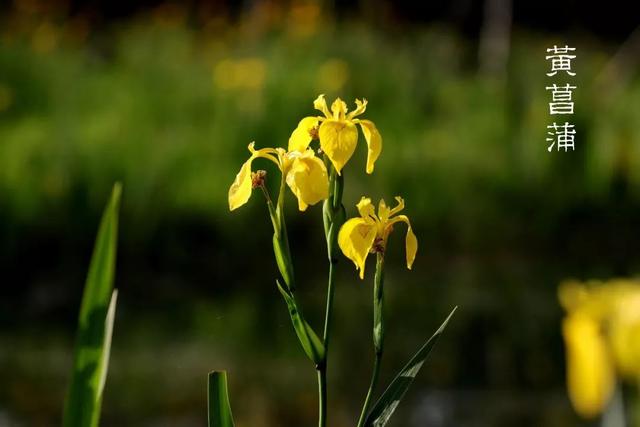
(63, 183), (122, 427)
(276, 279), (326, 365)
(208, 371), (235, 427)
(363, 307), (457, 427)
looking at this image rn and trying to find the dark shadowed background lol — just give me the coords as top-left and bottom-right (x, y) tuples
(1, 0), (640, 426)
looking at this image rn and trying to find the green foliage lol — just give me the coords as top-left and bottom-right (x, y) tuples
(63, 183), (121, 427)
(276, 279), (326, 365)
(1, 24), (639, 234)
(208, 371), (235, 427)
(364, 307), (457, 427)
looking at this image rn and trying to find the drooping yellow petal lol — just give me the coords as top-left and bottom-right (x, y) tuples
(338, 217), (377, 279)
(562, 313), (614, 419)
(319, 119), (358, 175)
(228, 157), (254, 211)
(609, 292), (640, 379)
(405, 223), (418, 270)
(356, 197), (376, 221)
(358, 119), (382, 174)
(610, 320), (640, 380)
(289, 117), (319, 152)
(388, 214), (417, 270)
(285, 151), (329, 211)
(313, 94), (331, 118)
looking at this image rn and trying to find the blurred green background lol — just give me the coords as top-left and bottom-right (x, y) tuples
(1, 0), (640, 426)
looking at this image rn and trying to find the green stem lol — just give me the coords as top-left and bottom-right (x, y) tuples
(261, 169), (331, 426)
(322, 167), (341, 350)
(317, 367), (327, 427)
(317, 163), (345, 427)
(259, 184), (279, 235)
(357, 253), (385, 427)
(357, 354), (381, 427)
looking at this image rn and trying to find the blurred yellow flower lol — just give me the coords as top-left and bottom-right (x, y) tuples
(338, 196), (416, 279)
(316, 59), (349, 92)
(287, 2), (321, 39)
(562, 312), (614, 419)
(228, 142), (328, 212)
(289, 94), (382, 175)
(214, 58), (267, 91)
(31, 22), (59, 54)
(558, 279), (640, 419)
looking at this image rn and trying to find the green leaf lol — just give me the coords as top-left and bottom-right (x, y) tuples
(363, 306), (457, 427)
(276, 280), (326, 365)
(208, 371), (235, 427)
(63, 183), (122, 427)
(272, 233), (294, 289)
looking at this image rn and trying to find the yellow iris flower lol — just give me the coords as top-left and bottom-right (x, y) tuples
(609, 291), (640, 379)
(338, 196), (417, 279)
(558, 279), (640, 419)
(289, 94), (382, 175)
(228, 142), (329, 211)
(562, 312), (614, 419)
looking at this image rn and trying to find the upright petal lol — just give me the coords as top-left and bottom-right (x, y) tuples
(285, 152), (329, 211)
(347, 98), (368, 119)
(356, 197), (376, 222)
(289, 117), (319, 152)
(388, 214), (418, 270)
(319, 119), (358, 174)
(228, 157), (254, 211)
(331, 98), (348, 120)
(313, 94), (331, 118)
(562, 313), (614, 419)
(358, 119), (382, 174)
(338, 218), (377, 279)
(378, 199), (390, 222)
(389, 196), (405, 217)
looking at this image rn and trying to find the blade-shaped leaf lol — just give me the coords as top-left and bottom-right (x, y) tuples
(63, 183), (122, 427)
(276, 279), (326, 365)
(364, 306), (457, 427)
(208, 371), (235, 427)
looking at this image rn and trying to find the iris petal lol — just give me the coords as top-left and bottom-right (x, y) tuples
(356, 197), (376, 222)
(313, 94), (331, 118)
(289, 117), (319, 152)
(285, 152), (329, 211)
(338, 217), (377, 279)
(358, 119), (382, 174)
(347, 98), (368, 119)
(319, 119), (358, 175)
(388, 214), (417, 270)
(228, 157), (254, 211)
(563, 313), (614, 419)
(331, 98), (348, 120)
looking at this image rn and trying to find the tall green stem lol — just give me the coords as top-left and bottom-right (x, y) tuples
(322, 167), (343, 349)
(260, 170), (335, 427)
(317, 368), (327, 427)
(357, 253), (385, 427)
(317, 163), (345, 427)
